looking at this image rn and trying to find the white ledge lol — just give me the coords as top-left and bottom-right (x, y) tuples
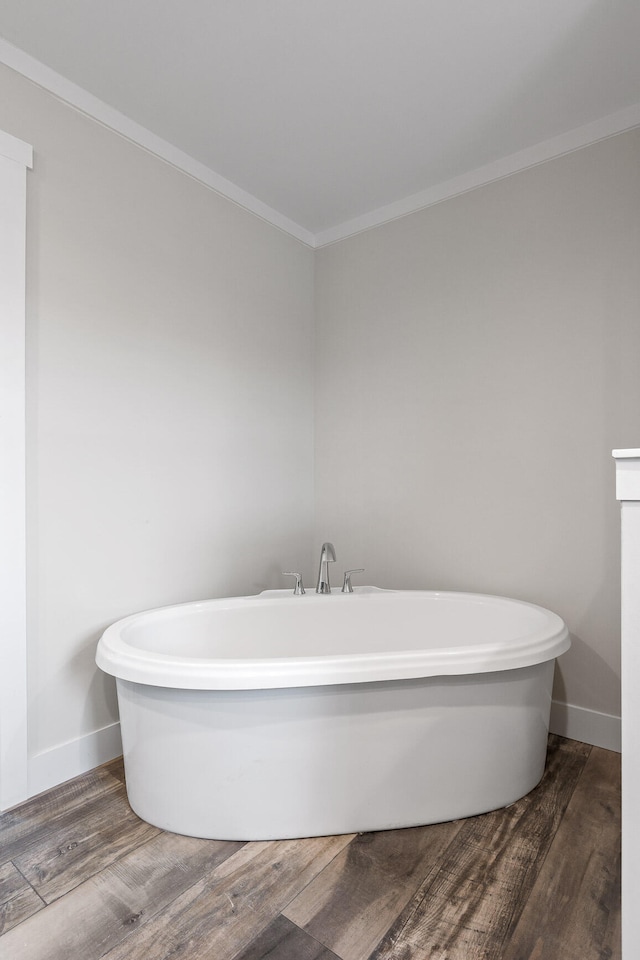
(0, 128), (32, 167)
(613, 449), (640, 501)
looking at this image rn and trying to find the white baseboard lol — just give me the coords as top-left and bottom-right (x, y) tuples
(550, 700), (621, 753)
(27, 721), (122, 799)
(22, 701), (620, 802)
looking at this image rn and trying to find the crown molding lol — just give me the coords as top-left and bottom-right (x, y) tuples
(0, 37), (315, 247)
(2, 36), (639, 251)
(315, 102), (640, 247)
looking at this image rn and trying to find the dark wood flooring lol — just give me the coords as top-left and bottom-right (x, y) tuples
(0, 735), (620, 959)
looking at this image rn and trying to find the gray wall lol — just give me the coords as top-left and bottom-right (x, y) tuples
(1, 56), (637, 770)
(314, 128), (640, 718)
(0, 64), (315, 758)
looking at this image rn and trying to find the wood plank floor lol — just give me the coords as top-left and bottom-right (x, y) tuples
(0, 735), (620, 960)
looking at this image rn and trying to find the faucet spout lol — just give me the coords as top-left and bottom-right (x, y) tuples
(316, 542), (336, 593)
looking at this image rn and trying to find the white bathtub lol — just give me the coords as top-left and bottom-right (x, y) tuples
(96, 586), (570, 840)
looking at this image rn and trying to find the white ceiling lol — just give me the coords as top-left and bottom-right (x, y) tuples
(1, 0), (639, 245)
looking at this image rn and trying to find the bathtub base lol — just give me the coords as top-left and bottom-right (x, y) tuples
(116, 661), (554, 840)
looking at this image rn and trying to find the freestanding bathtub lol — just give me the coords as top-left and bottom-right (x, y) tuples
(96, 587), (570, 840)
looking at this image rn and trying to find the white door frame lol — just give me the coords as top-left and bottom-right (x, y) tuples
(0, 128), (32, 811)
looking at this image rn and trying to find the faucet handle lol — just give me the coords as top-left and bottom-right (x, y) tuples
(282, 572), (306, 596)
(342, 569), (365, 593)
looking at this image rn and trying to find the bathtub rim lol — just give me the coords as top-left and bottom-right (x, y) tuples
(96, 587), (570, 691)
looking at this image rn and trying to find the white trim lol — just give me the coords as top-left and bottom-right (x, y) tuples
(18, 703), (620, 802)
(27, 722), (122, 799)
(9, 701), (622, 802)
(314, 103), (640, 246)
(20, 703), (619, 800)
(0, 37), (315, 248)
(0, 129), (33, 167)
(613, 455), (640, 959)
(612, 448), (640, 459)
(1, 37), (639, 249)
(0, 145), (30, 811)
(614, 452), (640, 501)
(549, 700), (621, 753)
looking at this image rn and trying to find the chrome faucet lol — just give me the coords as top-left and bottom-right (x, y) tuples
(316, 542), (336, 593)
(282, 571), (305, 595)
(342, 568), (365, 593)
